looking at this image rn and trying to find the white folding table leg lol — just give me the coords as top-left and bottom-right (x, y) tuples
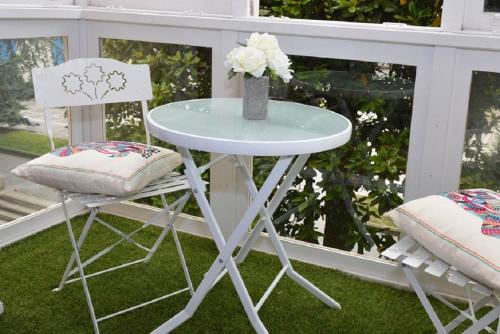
(234, 154), (310, 265)
(234, 220), (265, 265)
(60, 194), (100, 334)
(234, 154), (340, 310)
(150, 149), (294, 334)
(55, 208), (97, 292)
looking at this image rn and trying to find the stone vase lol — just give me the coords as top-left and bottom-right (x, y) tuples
(243, 76), (269, 120)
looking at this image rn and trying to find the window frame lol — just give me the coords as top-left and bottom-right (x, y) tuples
(2, 5), (500, 292)
(462, 0), (500, 31)
(442, 49), (500, 190)
(0, 18), (82, 144)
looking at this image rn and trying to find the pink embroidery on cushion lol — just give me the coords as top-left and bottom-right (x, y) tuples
(51, 141), (161, 159)
(441, 189), (500, 238)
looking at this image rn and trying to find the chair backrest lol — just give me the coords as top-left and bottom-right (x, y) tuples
(31, 58), (154, 150)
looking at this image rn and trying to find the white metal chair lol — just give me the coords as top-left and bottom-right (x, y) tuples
(383, 236), (500, 334)
(29, 58), (194, 334)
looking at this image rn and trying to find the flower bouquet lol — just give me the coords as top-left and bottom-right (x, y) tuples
(225, 33), (293, 120)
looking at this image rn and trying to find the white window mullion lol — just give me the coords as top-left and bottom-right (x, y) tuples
(68, 17), (105, 144)
(411, 47), (458, 197)
(441, 0), (465, 32)
(463, 0), (500, 31)
(210, 30), (250, 238)
(442, 49), (500, 191)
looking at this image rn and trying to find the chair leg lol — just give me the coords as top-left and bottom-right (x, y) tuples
(463, 304), (500, 334)
(402, 264), (447, 334)
(56, 189), (194, 332)
(172, 225), (194, 295)
(60, 193), (100, 334)
(145, 192), (190, 262)
(442, 295), (493, 333)
(54, 208), (97, 292)
(146, 192), (194, 294)
(496, 294), (500, 334)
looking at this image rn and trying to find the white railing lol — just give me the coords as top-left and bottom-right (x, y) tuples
(0, 3), (499, 299)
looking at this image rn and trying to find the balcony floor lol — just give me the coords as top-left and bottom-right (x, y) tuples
(0, 214), (478, 333)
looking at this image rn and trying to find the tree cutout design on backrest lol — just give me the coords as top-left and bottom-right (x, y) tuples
(61, 63), (127, 101)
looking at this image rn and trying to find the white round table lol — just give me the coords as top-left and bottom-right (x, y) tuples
(147, 98), (352, 334)
(147, 98), (352, 156)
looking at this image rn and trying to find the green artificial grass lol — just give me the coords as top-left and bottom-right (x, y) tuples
(0, 128), (68, 156)
(0, 214), (490, 333)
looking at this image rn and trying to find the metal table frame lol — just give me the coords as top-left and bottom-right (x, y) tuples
(147, 98), (352, 333)
(151, 151), (340, 334)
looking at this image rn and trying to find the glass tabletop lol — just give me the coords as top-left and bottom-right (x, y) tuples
(147, 98), (351, 156)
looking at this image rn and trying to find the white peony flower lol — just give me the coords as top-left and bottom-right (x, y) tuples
(267, 50), (293, 83)
(247, 32), (281, 59)
(225, 46), (267, 78)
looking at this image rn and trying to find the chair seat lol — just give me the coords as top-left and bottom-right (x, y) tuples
(385, 190), (500, 291)
(66, 173), (190, 208)
(12, 141), (182, 197)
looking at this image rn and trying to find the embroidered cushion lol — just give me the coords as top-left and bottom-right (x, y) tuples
(384, 189), (500, 290)
(12, 141), (182, 197)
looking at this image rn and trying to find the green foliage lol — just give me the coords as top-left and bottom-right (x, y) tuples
(0, 38), (64, 126)
(460, 71), (500, 191)
(0, 40), (33, 126)
(260, 0), (442, 26)
(254, 1), (444, 254)
(100, 39), (212, 215)
(0, 58), (32, 125)
(256, 59), (413, 253)
(255, 0), (498, 254)
(98, 2), (497, 257)
(101, 39), (211, 142)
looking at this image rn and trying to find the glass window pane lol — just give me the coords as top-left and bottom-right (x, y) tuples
(254, 56), (416, 256)
(460, 71), (500, 191)
(100, 39), (212, 216)
(0, 37), (68, 224)
(485, 0), (500, 12)
(260, 0), (443, 27)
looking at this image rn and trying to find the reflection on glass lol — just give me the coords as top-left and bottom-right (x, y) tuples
(460, 71), (500, 191)
(485, 0), (500, 12)
(255, 56), (415, 256)
(0, 37), (68, 224)
(259, 0), (442, 27)
(100, 39), (212, 216)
